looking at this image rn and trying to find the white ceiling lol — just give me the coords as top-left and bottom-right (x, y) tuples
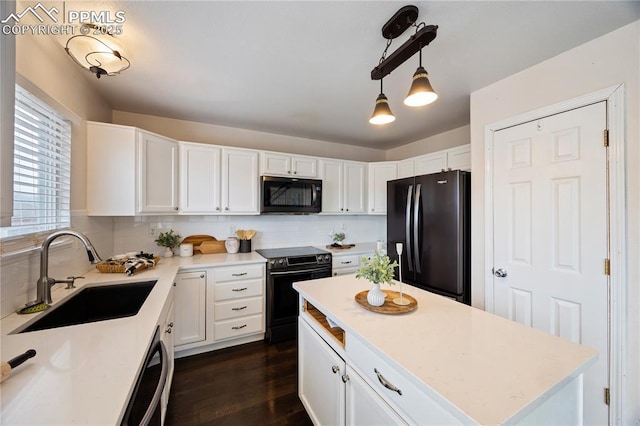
(56, 1), (640, 149)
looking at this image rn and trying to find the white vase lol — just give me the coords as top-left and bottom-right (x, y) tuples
(367, 282), (386, 307)
(163, 247), (174, 258)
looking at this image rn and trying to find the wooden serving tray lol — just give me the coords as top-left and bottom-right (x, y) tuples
(326, 244), (356, 250)
(354, 289), (417, 314)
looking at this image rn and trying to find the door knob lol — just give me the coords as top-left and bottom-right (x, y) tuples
(493, 268), (508, 278)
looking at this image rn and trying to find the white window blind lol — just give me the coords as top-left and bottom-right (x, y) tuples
(0, 85), (71, 239)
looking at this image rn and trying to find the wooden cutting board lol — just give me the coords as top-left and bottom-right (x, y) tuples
(198, 240), (227, 254)
(181, 235), (216, 254)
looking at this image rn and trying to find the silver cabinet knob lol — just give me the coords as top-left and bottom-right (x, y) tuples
(331, 365), (340, 374)
(341, 374), (349, 383)
(493, 268), (508, 278)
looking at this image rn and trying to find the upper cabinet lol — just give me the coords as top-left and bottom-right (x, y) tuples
(397, 145), (470, 179)
(87, 122), (179, 216)
(320, 160), (366, 214)
(179, 142), (222, 214)
(260, 152), (318, 178)
(367, 162), (397, 215)
(221, 148), (260, 214)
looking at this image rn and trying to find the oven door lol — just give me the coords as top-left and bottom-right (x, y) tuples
(266, 267), (331, 342)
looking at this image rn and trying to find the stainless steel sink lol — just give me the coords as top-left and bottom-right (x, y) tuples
(16, 281), (157, 333)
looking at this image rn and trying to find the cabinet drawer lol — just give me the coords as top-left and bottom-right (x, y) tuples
(214, 315), (263, 341)
(347, 336), (461, 425)
(214, 264), (264, 282)
(214, 297), (263, 321)
(332, 254), (361, 269)
(214, 278), (263, 301)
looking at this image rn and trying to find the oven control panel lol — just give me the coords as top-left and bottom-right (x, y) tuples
(268, 254), (332, 270)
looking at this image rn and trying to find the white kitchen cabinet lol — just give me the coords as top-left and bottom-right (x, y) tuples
(174, 270), (207, 348)
(320, 159), (366, 214)
(213, 264), (265, 341)
(367, 162), (397, 214)
(299, 316), (346, 426)
(221, 148), (260, 214)
(260, 151), (318, 178)
(179, 142), (221, 214)
(345, 365), (407, 426)
(414, 151), (447, 175)
(446, 144), (471, 171)
(332, 252), (373, 276)
(87, 122), (179, 215)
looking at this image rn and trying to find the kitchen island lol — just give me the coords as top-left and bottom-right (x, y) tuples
(294, 275), (597, 425)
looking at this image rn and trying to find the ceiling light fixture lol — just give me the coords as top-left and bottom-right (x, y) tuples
(369, 78), (395, 125)
(65, 24), (130, 79)
(369, 5), (438, 124)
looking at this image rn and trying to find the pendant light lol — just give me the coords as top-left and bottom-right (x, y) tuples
(404, 48), (437, 107)
(369, 78), (395, 125)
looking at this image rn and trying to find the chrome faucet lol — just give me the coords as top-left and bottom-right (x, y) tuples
(33, 230), (102, 306)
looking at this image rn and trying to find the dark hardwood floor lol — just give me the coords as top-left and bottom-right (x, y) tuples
(165, 339), (313, 426)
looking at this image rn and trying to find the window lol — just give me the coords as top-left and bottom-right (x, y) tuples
(0, 85), (71, 239)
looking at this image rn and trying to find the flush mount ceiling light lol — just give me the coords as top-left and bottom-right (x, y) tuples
(369, 5), (438, 124)
(65, 24), (130, 79)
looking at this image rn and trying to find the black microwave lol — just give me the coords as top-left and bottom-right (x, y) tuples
(260, 176), (322, 214)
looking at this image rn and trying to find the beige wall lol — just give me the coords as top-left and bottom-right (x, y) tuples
(385, 125), (470, 161)
(112, 110), (386, 162)
(470, 21), (639, 421)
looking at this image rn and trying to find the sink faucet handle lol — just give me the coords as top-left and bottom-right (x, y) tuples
(65, 276), (85, 289)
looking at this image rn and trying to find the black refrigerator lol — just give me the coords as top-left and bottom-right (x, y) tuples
(386, 170), (471, 304)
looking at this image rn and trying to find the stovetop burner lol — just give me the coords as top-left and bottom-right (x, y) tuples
(256, 246), (329, 259)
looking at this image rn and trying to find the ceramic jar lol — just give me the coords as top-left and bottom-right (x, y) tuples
(367, 282), (386, 306)
(163, 247), (174, 258)
(225, 237), (240, 254)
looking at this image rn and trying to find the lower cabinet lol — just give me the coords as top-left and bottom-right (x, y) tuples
(299, 317), (404, 426)
(159, 295), (175, 424)
(174, 262), (266, 357)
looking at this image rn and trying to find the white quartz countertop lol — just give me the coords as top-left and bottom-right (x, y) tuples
(294, 275), (598, 425)
(0, 252), (265, 425)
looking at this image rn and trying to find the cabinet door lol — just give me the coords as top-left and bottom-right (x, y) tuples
(343, 161), (366, 213)
(397, 158), (415, 179)
(320, 159), (344, 213)
(221, 148), (259, 213)
(299, 318), (346, 426)
(174, 271), (207, 347)
(261, 152), (291, 176)
(179, 143), (221, 213)
(345, 366), (407, 426)
(414, 152), (446, 176)
(367, 162), (397, 214)
(138, 131), (179, 213)
(292, 155), (318, 177)
(445, 144), (471, 171)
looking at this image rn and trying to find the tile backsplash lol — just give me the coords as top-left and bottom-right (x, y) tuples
(1, 214), (385, 318)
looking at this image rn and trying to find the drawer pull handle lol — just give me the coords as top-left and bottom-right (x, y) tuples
(232, 306), (248, 311)
(341, 261), (352, 264)
(232, 324), (247, 330)
(232, 287), (248, 292)
(374, 368), (402, 396)
(331, 365), (340, 374)
(232, 272), (248, 277)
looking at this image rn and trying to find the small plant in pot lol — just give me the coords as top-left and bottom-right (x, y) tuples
(154, 229), (181, 258)
(331, 231), (346, 247)
(356, 252), (398, 306)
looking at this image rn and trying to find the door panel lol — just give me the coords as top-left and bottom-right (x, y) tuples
(492, 101), (608, 424)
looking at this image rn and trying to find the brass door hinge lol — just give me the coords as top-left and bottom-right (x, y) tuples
(604, 129), (609, 147)
(604, 387), (610, 405)
(604, 259), (611, 276)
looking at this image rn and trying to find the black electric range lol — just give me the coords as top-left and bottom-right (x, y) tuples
(256, 246), (332, 343)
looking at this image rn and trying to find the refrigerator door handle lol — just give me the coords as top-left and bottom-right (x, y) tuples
(413, 183), (422, 273)
(405, 185), (413, 272)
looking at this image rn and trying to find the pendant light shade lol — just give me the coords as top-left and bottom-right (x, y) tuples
(404, 66), (437, 107)
(369, 93), (395, 125)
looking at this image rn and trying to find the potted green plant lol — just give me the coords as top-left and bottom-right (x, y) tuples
(331, 231), (346, 246)
(356, 252), (398, 306)
(154, 229), (181, 258)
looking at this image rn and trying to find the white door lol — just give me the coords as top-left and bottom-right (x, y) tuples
(491, 101), (608, 424)
(221, 148), (259, 213)
(138, 131), (179, 213)
(179, 142), (221, 213)
(345, 366), (407, 425)
(174, 271), (207, 347)
(343, 161), (366, 213)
